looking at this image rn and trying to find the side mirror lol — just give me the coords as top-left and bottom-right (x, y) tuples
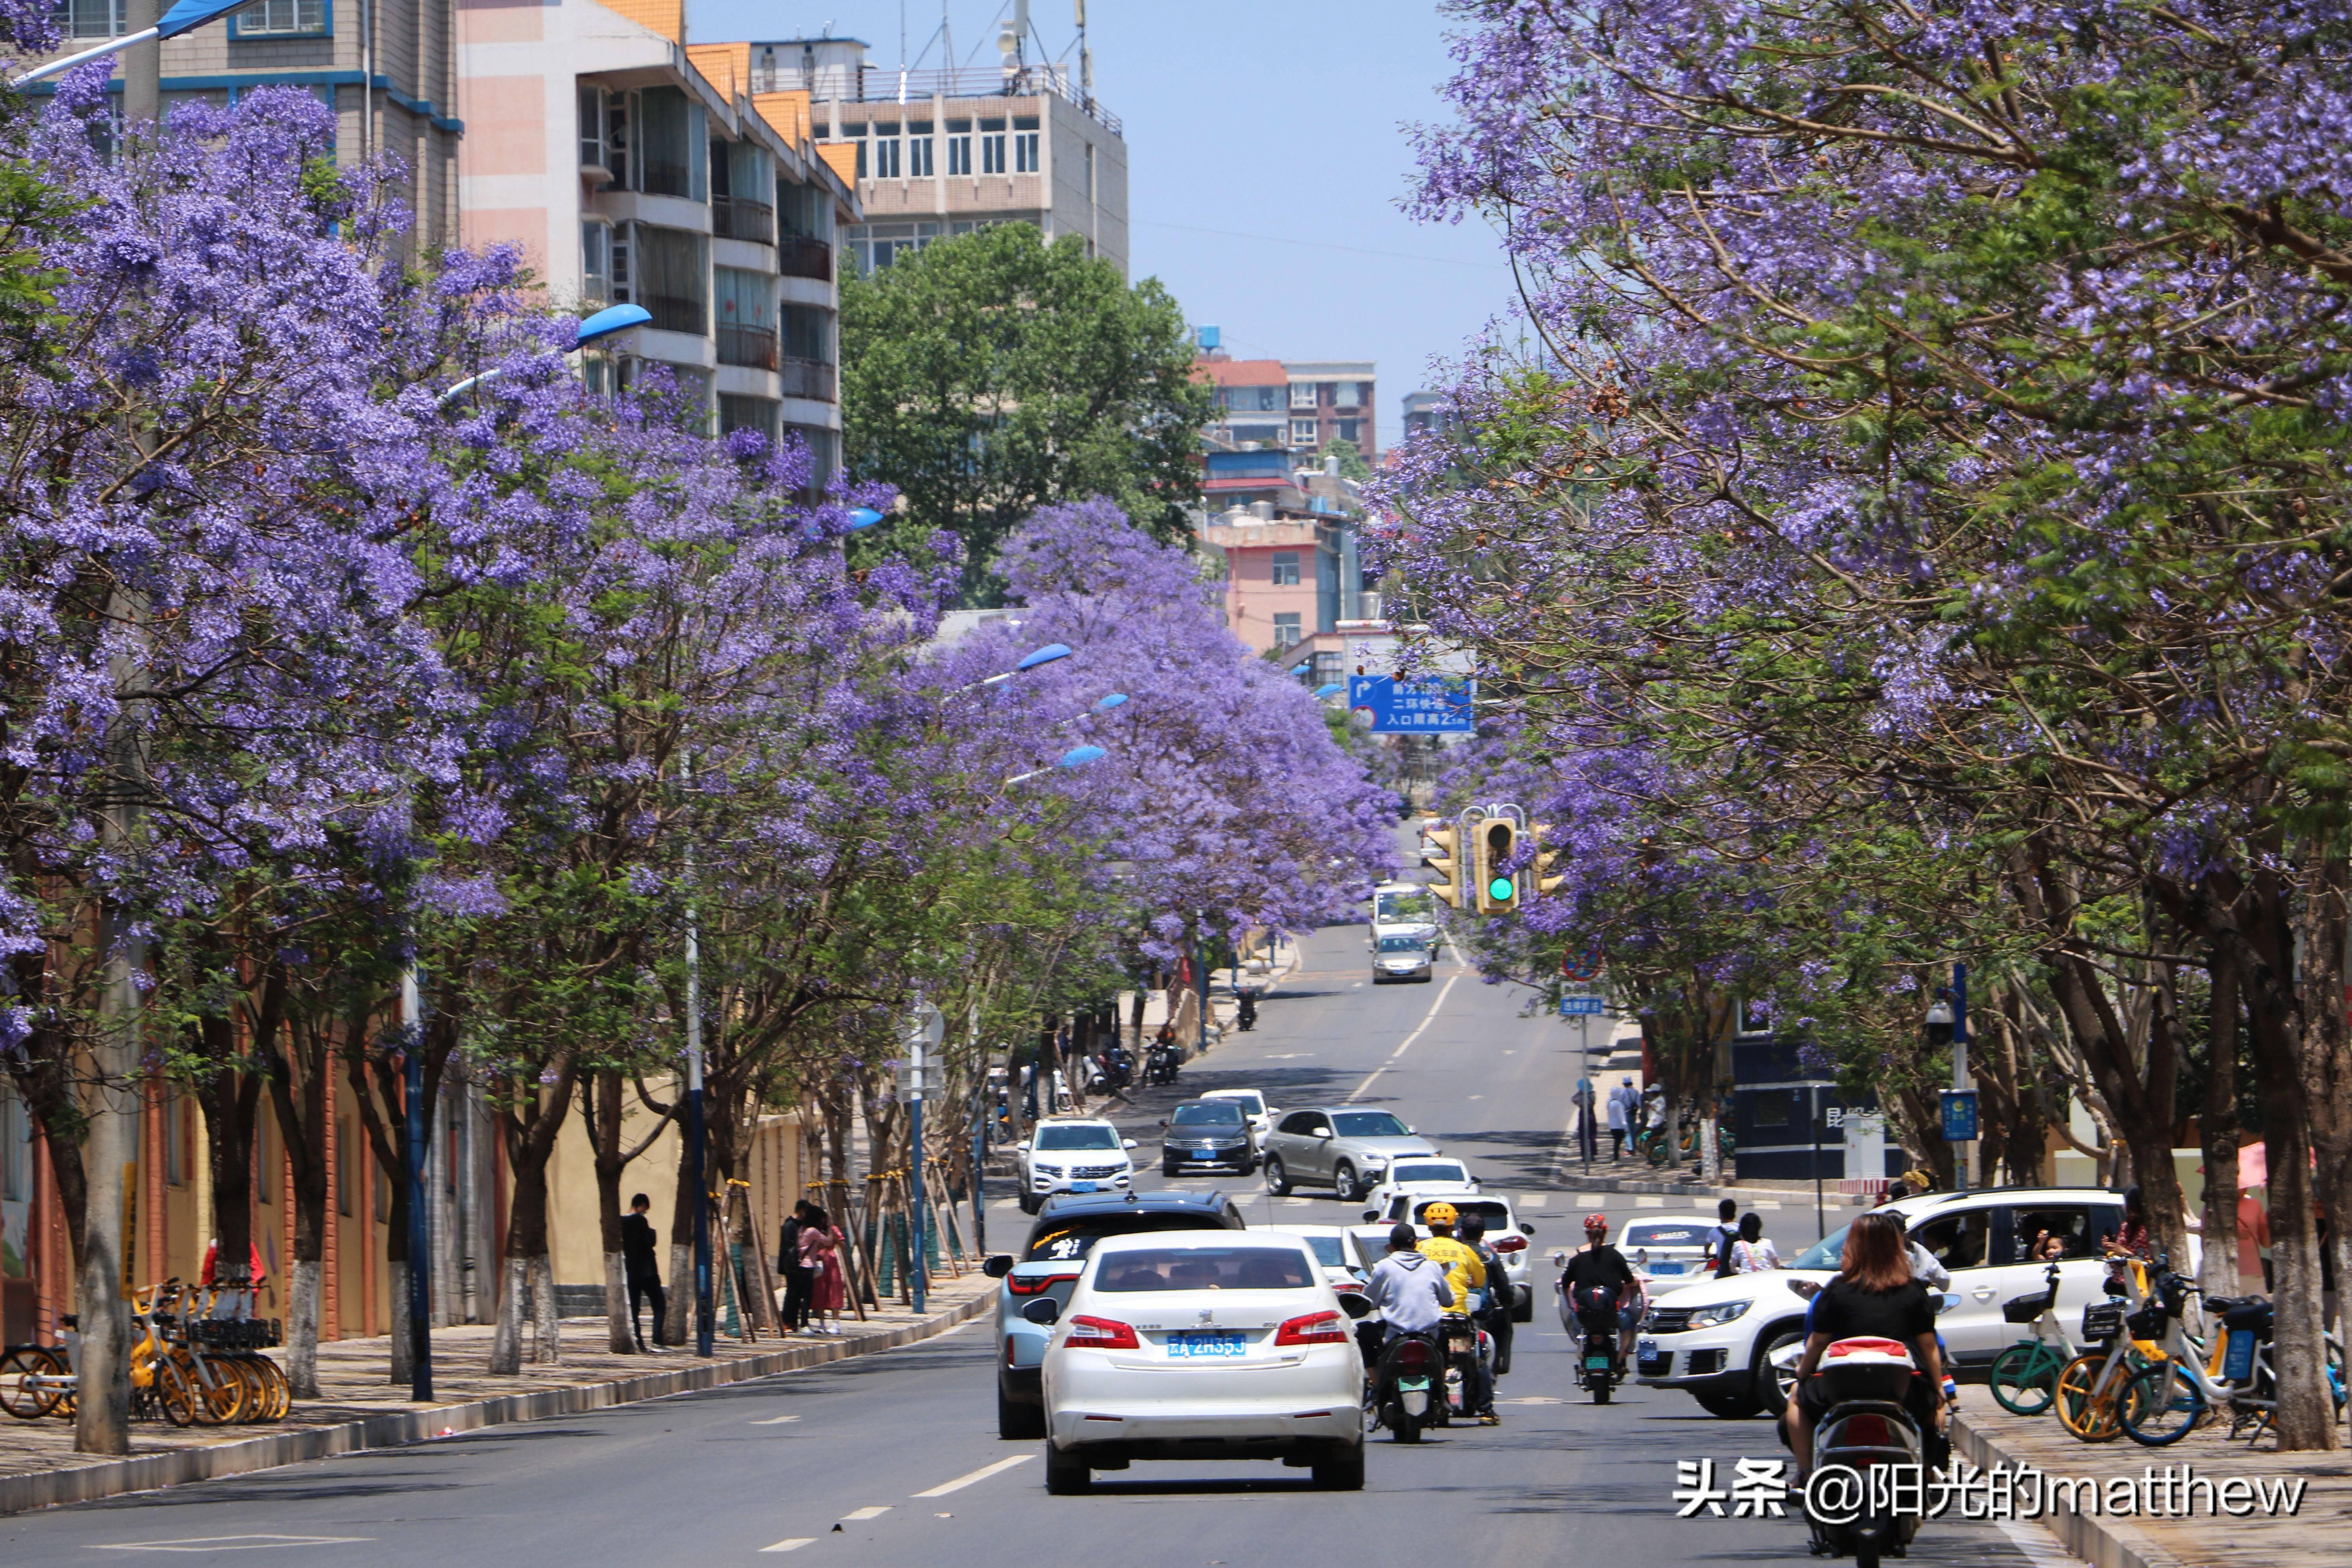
(1362, 1210), (1379, 1223)
(1788, 1278), (1822, 1301)
(1520, 1223), (1535, 1237)
(1316, 1129), (1333, 1140)
(982, 1255), (1014, 1279)
(1337, 1292), (1373, 1320)
(1122, 1139), (1138, 1150)
(1158, 1119), (1170, 1129)
(1015, 1141), (1031, 1152)
(1405, 1126), (1417, 1135)
(1933, 1292), (1960, 1317)
(1021, 1297), (1062, 1327)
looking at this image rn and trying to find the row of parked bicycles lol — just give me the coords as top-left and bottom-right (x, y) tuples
(0, 1280), (289, 1427)
(1986, 1252), (2347, 1445)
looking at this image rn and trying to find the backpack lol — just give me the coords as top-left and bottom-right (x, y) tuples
(1711, 1225), (1739, 1279)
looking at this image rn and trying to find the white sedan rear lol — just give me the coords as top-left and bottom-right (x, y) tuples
(1034, 1232), (1366, 1493)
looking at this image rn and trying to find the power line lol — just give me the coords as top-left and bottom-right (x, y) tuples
(1133, 218), (1506, 271)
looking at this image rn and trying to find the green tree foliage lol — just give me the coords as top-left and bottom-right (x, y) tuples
(1316, 439), (1371, 481)
(838, 224), (1212, 601)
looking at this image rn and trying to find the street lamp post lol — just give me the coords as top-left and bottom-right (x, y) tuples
(8, 0), (249, 85)
(1951, 962), (1970, 1193)
(404, 969), (433, 1401)
(436, 304), (651, 407)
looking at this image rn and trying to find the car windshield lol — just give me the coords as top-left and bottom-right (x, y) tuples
(1624, 1221), (1709, 1249)
(1022, 1212), (1230, 1263)
(1390, 1162), (1465, 1185)
(1095, 1246), (1316, 1292)
(1377, 891), (1436, 920)
(1034, 1125), (1121, 1151)
(1211, 1092), (1265, 1114)
(1792, 1223), (1851, 1271)
(1378, 936), (1428, 954)
(1330, 1111), (1409, 1138)
(1171, 1103), (1245, 1127)
(1296, 1235), (1347, 1268)
(1410, 1199), (1512, 1230)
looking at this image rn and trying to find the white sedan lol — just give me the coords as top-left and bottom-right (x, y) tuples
(1032, 1232), (1367, 1493)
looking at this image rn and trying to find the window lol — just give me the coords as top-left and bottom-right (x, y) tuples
(777, 181), (831, 243)
(635, 87), (706, 201)
(784, 423), (837, 492)
(906, 120), (934, 177)
(581, 221), (611, 303)
(1096, 1246), (1313, 1293)
(872, 121), (900, 179)
(578, 85), (608, 171)
(780, 303), (829, 362)
(716, 265), (775, 368)
(1085, 142), (1096, 200)
(848, 220), (938, 274)
(1277, 1111), (1326, 1138)
(1269, 551), (1301, 586)
(980, 117), (1007, 174)
(1753, 1092), (1791, 1129)
(1290, 419), (1319, 445)
(719, 394), (780, 442)
(1014, 115), (1040, 173)
(633, 225), (708, 335)
(1224, 386), (1277, 412)
(230, 0), (326, 35)
(606, 93), (631, 187)
(1336, 381), (1367, 408)
(2008, 1205), (2100, 1262)
(1035, 1125), (1122, 1151)
(56, 0), (125, 37)
(842, 122), (868, 180)
(336, 1117), (353, 1216)
(1909, 1208), (1992, 1271)
(3, 1082), (34, 1203)
(1337, 418), (1360, 444)
(946, 119), (972, 175)
(165, 1097), (188, 1185)
(1290, 383), (1319, 410)
(714, 140), (774, 243)
(1272, 612), (1302, 644)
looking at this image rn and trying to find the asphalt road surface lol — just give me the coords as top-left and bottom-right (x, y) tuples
(0, 925), (2077, 1568)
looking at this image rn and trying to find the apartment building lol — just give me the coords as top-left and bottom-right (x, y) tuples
(1196, 352), (1378, 463)
(454, 0), (860, 475)
(759, 34), (1127, 278)
(1403, 389), (1457, 442)
(32, 0), (462, 246)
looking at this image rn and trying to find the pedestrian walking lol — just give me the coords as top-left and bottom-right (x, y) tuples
(1705, 1198), (1740, 1278)
(801, 1205), (846, 1335)
(1606, 1076), (1639, 1161)
(620, 1193), (666, 1350)
(777, 1200), (815, 1332)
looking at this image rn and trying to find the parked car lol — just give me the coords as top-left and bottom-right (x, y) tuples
(1617, 1212), (1731, 1298)
(1033, 1231), (1367, 1492)
(1015, 1118), (1139, 1215)
(1363, 1192), (1537, 1322)
(1631, 1186), (2141, 1419)
(1371, 931), (1434, 983)
(1197, 1087), (1277, 1148)
(1160, 1099), (1258, 1176)
(1259, 1223), (1370, 1297)
(985, 1189), (1247, 1439)
(1259, 1106), (1437, 1202)
(1356, 1157), (1479, 1220)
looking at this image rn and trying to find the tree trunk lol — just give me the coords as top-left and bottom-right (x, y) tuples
(489, 1256), (529, 1374)
(285, 1259), (322, 1397)
(2198, 951), (2244, 1303)
(490, 1067), (575, 1375)
(388, 1258), (412, 1383)
(266, 1011), (334, 1400)
(664, 1126), (696, 1347)
(528, 1254), (561, 1364)
(583, 1072), (635, 1354)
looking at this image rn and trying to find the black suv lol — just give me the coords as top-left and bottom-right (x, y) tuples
(985, 1189), (1247, 1439)
(1160, 1099), (1258, 1176)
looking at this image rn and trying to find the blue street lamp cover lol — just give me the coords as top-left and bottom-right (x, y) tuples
(1092, 692), (1129, 712)
(1313, 682), (1345, 698)
(1057, 746), (1106, 769)
(158, 0), (251, 37)
(1290, 662), (1312, 676)
(1016, 643), (1073, 671)
(574, 303), (651, 345)
(844, 507), (885, 530)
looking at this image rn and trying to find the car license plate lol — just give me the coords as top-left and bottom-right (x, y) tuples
(1167, 1331), (1246, 1359)
(1070, 1181), (1097, 1193)
(1637, 1336), (1658, 1359)
(1649, 1262), (1682, 1275)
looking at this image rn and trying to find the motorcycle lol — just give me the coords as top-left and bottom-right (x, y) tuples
(1235, 991), (1258, 1031)
(1570, 1286), (1624, 1403)
(1435, 1310), (1487, 1423)
(1361, 1324), (1439, 1443)
(1802, 1337), (1929, 1568)
(1144, 1039), (1181, 1085)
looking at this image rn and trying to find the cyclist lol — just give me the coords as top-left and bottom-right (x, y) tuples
(1419, 1201), (1496, 1424)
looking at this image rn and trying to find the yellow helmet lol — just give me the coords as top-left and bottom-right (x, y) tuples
(1423, 1201), (1459, 1227)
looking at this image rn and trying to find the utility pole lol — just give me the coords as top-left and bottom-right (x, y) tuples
(123, 0), (160, 125)
(1951, 962), (1970, 1194)
(404, 977), (432, 1401)
(908, 1021), (927, 1316)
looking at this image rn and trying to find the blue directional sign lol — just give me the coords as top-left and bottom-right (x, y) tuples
(1940, 1089), (1979, 1142)
(1560, 996), (1606, 1017)
(1346, 675), (1475, 733)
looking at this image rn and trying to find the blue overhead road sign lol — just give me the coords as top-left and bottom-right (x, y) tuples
(1347, 675), (1475, 733)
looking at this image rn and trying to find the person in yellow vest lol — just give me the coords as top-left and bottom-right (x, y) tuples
(1417, 1201), (1497, 1425)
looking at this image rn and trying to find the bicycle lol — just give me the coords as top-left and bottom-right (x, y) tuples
(1988, 1259), (2078, 1416)
(0, 1321), (76, 1421)
(2122, 1276), (2347, 1446)
(2053, 1262), (2171, 1442)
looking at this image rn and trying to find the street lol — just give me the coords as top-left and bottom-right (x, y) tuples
(0, 926), (2069, 1567)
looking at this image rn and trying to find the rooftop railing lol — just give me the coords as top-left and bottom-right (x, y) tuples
(751, 62), (1121, 136)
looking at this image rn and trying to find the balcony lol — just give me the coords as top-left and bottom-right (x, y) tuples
(719, 324), (779, 371)
(713, 196), (773, 245)
(643, 159), (694, 200)
(644, 294), (707, 336)
(779, 357), (836, 402)
(778, 236), (833, 282)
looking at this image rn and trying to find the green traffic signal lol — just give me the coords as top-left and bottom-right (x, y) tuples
(1487, 876), (1513, 902)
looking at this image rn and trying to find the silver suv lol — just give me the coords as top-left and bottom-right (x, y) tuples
(1259, 1106), (1437, 1203)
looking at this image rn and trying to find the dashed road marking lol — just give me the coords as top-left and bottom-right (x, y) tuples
(1520, 1194), (1547, 1208)
(840, 1506), (891, 1522)
(91, 1539), (372, 1553)
(1633, 1196), (1665, 1208)
(912, 1455), (1035, 1497)
(1349, 972), (1463, 1100)
(759, 1539), (815, 1553)
(748, 1414), (801, 1425)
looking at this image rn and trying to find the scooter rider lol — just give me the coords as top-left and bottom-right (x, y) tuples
(1459, 1210), (1512, 1419)
(1561, 1212), (1641, 1357)
(1361, 1221), (1452, 1354)
(1418, 1201), (1496, 1424)
(1235, 989), (1258, 1031)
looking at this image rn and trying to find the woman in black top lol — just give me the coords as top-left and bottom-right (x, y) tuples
(1785, 1211), (1944, 1474)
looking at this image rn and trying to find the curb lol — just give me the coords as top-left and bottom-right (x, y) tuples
(0, 1291), (991, 1518)
(1949, 1410), (2186, 1568)
(1546, 1171), (1869, 1207)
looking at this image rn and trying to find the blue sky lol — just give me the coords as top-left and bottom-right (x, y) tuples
(687, 1), (1518, 449)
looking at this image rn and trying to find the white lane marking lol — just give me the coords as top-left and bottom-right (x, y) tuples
(1261, 1052), (1314, 1059)
(748, 1414), (801, 1425)
(1634, 1196), (1664, 1208)
(1278, 1196), (1311, 1207)
(1499, 1396), (1563, 1405)
(92, 1539), (373, 1553)
(1466, 1094), (1485, 1101)
(1349, 971), (1463, 1100)
(840, 1506), (891, 1522)
(1520, 1194), (1548, 1208)
(911, 1454), (1035, 1497)
(760, 1540), (815, 1554)
(1578, 1195), (1607, 1209)
(1752, 1200), (1781, 1210)
(1995, 1519), (2082, 1568)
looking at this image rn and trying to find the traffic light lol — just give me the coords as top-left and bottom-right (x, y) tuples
(1529, 824), (1564, 895)
(1424, 824), (1463, 908)
(1475, 818), (1519, 913)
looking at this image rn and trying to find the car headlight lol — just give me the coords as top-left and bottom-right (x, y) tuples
(1034, 1165), (1063, 1178)
(1684, 1301), (1751, 1329)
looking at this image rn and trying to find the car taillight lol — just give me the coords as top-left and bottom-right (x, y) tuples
(1492, 1235), (1527, 1253)
(1067, 1315), (1140, 1350)
(1007, 1272), (1079, 1297)
(1276, 1311), (1348, 1347)
(1838, 1413), (1892, 1447)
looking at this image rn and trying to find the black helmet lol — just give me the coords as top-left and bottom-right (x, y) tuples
(1387, 1222), (1420, 1252)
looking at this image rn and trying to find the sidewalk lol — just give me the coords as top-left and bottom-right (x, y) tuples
(0, 1270), (993, 1516)
(1950, 1382), (2352, 1568)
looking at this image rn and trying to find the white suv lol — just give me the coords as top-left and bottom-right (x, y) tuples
(1016, 1119), (1138, 1215)
(1632, 1187), (2134, 1419)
